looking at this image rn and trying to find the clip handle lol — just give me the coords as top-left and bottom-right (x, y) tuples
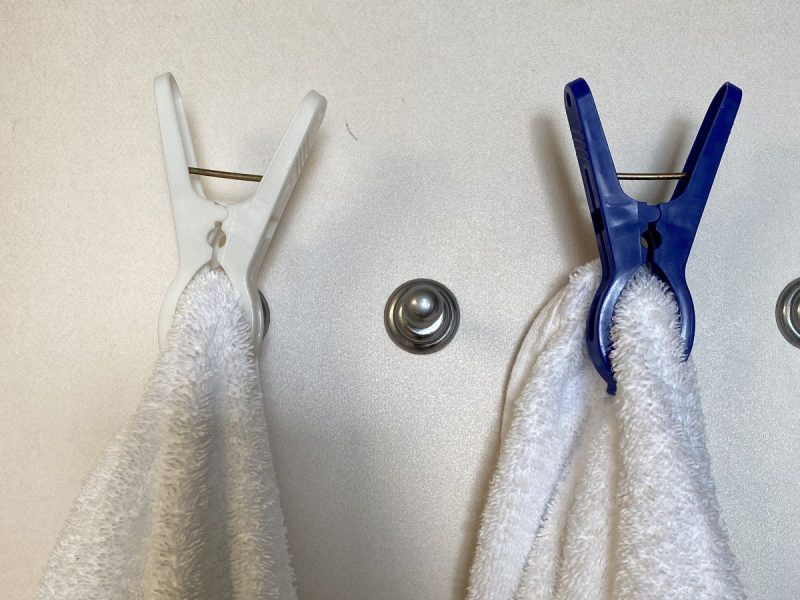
(218, 91), (327, 352)
(671, 83), (742, 206)
(564, 79), (659, 275)
(154, 73), (209, 201)
(658, 83), (742, 271)
(155, 73), (228, 347)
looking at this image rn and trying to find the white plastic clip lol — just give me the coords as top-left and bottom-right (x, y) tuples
(154, 72), (326, 353)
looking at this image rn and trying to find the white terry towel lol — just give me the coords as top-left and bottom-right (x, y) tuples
(467, 262), (744, 600)
(37, 271), (296, 600)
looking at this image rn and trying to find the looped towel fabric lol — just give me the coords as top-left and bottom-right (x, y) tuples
(38, 262), (743, 599)
(37, 271), (296, 600)
(467, 262), (744, 600)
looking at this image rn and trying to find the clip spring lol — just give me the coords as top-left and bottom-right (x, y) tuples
(616, 172), (687, 180)
(188, 167), (263, 182)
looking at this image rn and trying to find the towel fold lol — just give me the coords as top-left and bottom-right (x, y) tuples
(37, 271), (296, 600)
(468, 262), (744, 600)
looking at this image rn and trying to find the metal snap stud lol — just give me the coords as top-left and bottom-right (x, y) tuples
(776, 278), (800, 348)
(384, 279), (459, 354)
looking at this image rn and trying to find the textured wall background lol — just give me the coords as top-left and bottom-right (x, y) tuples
(2, 1), (798, 598)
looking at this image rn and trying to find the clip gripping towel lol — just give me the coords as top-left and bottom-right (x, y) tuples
(37, 271), (296, 600)
(467, 261), (744, 600)
(37, 262), (743, 599)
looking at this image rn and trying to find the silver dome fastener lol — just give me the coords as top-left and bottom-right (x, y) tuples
(776, 278), (800, 348)
(384, 279), (459, 354)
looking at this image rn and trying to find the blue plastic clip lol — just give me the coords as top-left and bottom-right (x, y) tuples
(564, 78), (741, 394)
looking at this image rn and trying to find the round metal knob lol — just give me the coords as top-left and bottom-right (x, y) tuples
(401, 286), (443, 331)
(776, 278), (800, 348)
(384, 279), (459, 354)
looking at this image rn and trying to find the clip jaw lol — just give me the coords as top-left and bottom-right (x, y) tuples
(154, 73), (326, 354)
(564, 78), (741, 393)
